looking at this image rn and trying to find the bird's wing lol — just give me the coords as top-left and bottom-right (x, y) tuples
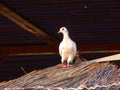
(59, 41), (64, 57)
(72, 41), (77, 52)
(71, 41), (77, 56)
(59, 40), (77, 58)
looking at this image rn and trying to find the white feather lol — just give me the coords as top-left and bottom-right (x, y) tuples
(58, 27), (77, 64)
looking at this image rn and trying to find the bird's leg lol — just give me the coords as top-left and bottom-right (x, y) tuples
(67, 63), (72, 67)
(61, 58), (66, 67)
(67, 58), (73, 67)
(61, 63), (66, 67)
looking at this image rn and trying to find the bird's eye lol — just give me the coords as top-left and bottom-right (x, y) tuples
(62, 28), (64, 31)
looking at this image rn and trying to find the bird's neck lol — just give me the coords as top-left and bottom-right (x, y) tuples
(63, 32), (71, 41)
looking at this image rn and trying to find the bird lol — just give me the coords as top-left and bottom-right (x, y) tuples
(58, 27), (77, 67)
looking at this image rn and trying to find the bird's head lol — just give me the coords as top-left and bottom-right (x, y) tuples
(58, 27), (68, 34)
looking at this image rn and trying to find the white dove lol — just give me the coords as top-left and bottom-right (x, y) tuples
(58, 27), (77, 67)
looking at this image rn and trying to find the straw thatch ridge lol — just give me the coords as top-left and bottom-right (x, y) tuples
(0, 60), (120, 90)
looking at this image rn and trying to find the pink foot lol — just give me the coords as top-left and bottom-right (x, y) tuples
(61, 63), (66, 67)
(67, 63), (72, 67)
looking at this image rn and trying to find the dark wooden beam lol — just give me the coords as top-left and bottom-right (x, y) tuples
(0, 45), (58, 55)
(0, 44), (120, 56)
(0, 3), (58, 45)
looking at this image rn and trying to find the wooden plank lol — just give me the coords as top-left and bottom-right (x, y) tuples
(0, 44), (120, 56)
(0, 45), (58, 55)
(93, 53), (120, 62)
(82, 53), (120, 65)
(0, 3), (58, 45)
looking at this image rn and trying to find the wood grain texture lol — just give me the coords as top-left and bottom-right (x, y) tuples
(0, 3), (58, 45)
(0, 44), (120, 56)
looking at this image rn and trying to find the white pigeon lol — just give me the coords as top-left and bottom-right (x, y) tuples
(58, 27), (77, 67)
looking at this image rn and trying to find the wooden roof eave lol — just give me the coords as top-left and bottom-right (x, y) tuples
(0, 3), (58, 45)
(0, 44), (120, 57)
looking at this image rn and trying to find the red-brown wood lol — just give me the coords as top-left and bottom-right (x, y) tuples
(0, 43), (120, 56)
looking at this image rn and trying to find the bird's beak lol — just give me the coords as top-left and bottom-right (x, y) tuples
(57, 30), (61, 34)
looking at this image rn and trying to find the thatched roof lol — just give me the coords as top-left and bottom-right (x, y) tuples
(0, 60), (120, 90)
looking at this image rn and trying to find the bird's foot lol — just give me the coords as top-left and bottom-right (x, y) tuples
(67, 63), (72, 67)
(61, 63), (66, 67)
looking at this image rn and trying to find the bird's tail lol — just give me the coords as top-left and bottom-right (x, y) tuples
(74, 51), (87, 63)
